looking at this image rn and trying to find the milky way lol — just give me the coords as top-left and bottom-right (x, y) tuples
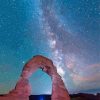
(40, 0), (100, 93)
(0, 0), (100, 94)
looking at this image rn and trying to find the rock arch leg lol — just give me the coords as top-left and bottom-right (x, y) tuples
(51, 74), (70, 100)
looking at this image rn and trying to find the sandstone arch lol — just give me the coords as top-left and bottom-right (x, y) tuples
(0, 55), (70, 100)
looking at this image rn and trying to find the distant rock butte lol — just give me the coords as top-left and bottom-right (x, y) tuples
(0, 55), (70, 100)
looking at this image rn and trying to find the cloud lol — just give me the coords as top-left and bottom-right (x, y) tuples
(72, 73), (100, 83)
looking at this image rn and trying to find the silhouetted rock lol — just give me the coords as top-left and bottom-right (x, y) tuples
(70, 93), (100, 100)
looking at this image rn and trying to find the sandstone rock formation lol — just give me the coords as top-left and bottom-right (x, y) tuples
(0, 55), (70, 100)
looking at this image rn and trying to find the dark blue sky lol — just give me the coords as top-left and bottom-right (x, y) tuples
(0, 0), (100, 94)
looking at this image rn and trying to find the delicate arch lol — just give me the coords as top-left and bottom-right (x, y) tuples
(0, 55), (70, 100)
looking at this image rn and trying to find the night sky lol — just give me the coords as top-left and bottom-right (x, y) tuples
(0, 0), (100, 95)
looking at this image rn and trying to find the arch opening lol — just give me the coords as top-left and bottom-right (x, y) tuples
(29, 69), (52, 95)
